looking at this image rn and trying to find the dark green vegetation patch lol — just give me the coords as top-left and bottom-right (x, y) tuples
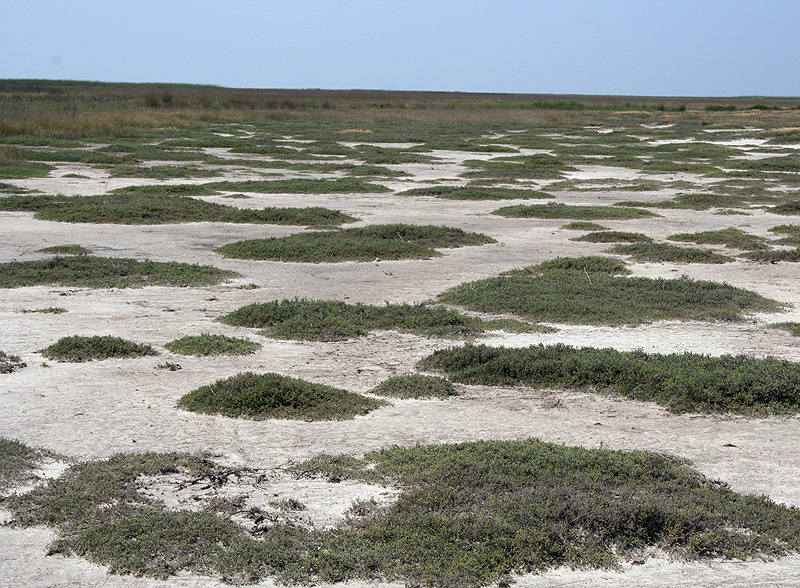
(0, 437), (56, 491)
(370, 374), (458, 399)
(164, 334), (261, 356)
(8, 443), (800, 587)
(503, 256), (631, 276)
(38, 244), (91, 255)
(742, 248), (800, 262)
(609, 242), (735, 264)
(0, 193), (355, 226)
(0, 351), (27, 374)
(668, 228), (769, 250)
(40, 335), (158, 363)
(400, 185), (552, 200)
(494, 203), (658, 220)
(572, 231), (653, 243)
(419, 344), (800, 416)
(438, 271), (780, 325)
(0, 256), (238, 288)
(177, 372), (387, 420)
(215, 224), (495, 262)
(219, 299), (484, 341)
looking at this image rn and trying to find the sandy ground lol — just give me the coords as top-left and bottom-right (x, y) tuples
(2, 142), (800, 588)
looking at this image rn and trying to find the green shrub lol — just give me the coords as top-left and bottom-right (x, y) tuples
(742, 248), (800, 262)
(164, 334), (261, 356)
(37, 244), (91, 255)
(218, 299), (483, 341)
(0, 437), (56, 491)
(494, 203), (658, 220)
(0, 193), (356, 226)
(609, 242), (734, 263)
(371, 374), (458, 399)
(40, 335), (158, 362)
(216, 224), (495, 262)
(419, 344), (800, 415)
(177, 372), (387, 420)
(400, 186), (552, 200)
(502, 256), (630, 276)
(770, 201), (800, 215)
(438, 273), (781, 325)
(667, 228), (768, 250)
(561, 221), (610, 231)
(572, 231), (653, 243)
(10, 442), (800, 587)
(769, 322), (800, 337)
(0, 256), (238, 288)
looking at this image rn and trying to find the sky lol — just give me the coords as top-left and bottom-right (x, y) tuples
(2, 0), (799, 97)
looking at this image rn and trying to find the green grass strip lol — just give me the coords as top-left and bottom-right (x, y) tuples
(40, 335), (158, 362)
(494, 203), (659, 220)
(0, 256), (238, 288)
(419, 344), (800, 415)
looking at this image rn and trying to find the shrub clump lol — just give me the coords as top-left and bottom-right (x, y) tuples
(438, 273), (781, 325)
(419, 343), (800, 415)
(493, 203), (659, 220)
(0, 256), (238, 288)
(37, 244), (91, 255)
(40, 336), (158, 362)
(177, 372), (387, 420)
(370, 374), (458, 399)
(218, 299), (482, 341)
(503, 256), (630, 276)
(609, 242), (734, 264)
(0, 351), (26, 374)
(164, 334), (261, 356)
(572, 231), (653, 243)
(667, 228), (769, 250)
(400, 186), (552, 200)
(216, 224), (495, 262)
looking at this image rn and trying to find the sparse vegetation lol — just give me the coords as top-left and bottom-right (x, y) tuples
(40, 335), (158, 362)
(668, 228), (769, 250)
(438, 272), (780, 325)
(164, 334), (261, 356)
(769, 322), (800, 337)
(572, 230), (653, 243)
(0, 437), (58, 491)
(19, 307), (68, 314)
(216, 224), (495, 262)
(419, 344), (800, 415)
(502, 256), (631, 276)
(37, 244), (91, 255)
(0, 193), (356, 226)
(371, 374), (458, 399)
(177, 372), (387, 420)
(0, 256), (238, 288)
(494, 203), (658, 220)
(400, 186), (552, 200)
(742, 248), (800, 262)
(561, 221), (609, 231)
(609, 242), (735, 263)
(9, 442), (800, 587)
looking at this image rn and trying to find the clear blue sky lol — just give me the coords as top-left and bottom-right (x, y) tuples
(3, 0), (799, 97)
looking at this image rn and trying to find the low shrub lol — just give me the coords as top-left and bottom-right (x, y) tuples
(0, 256), (238, 288)
(400, 186), (552, 200)
(572, 231), (653, 243)
(667, 228), (768, 250)
(494, 203), (658, 220)
(0, 351), (26, 374)
(438, 273), (781, 325)
(177, 372), (387, 420)
(502, 256), (630, 276)
(40, 335), (158, 362)
(742, 248), (800, 262)
(37, 244), (91, 255)
(216, 224), (495, 262)
(164, 334), (261, 356)
(560, 221), (609, 231)
(419, 344), (800, 415)
(370, 374), (458, 399)
(609, 242), (734, 263)
(769, 322), (800, 337)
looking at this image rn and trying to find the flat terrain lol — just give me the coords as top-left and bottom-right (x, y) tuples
(2, 86), (800, 587)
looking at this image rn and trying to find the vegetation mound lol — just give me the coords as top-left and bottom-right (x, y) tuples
(438, 272), (780, 325)
(502, 256), (630, 276)
(609, 242), (734, 263)
(493, 203), (658, 220)
(419, 343), (800, 415)
(667, 228), (769, 250)
(370, 374), (458, 399)
(164, 334), (261, 356)
(8, 441), (800, 587)
(400, 185), (552, 200)
(572, 230), (653, 243)
(38, 244), (91, 255)
(40, 335), (158, 362)
(177, 372), (387, 420)
(0, 193), (355, 226)
(215, 224), (495, 262)
(0, 256), (238, 288)
(218, 299), (483, 341)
